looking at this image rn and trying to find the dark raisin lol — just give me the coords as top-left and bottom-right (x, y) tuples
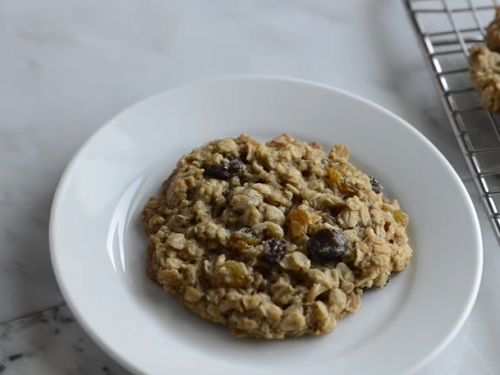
(227, 157), (244, 174)
(203, 164), (230, 180)
(307, 228), (347, 264)
(370, 177), (383, 194)
(263, 238), (287, 263)
(203, 157), (244, 180)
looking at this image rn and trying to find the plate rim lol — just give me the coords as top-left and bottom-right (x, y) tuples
(49, 75), (483, 375)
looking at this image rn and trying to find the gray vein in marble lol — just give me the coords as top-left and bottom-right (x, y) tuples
(0, 306), (130, 375)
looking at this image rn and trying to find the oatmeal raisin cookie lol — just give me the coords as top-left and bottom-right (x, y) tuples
(469, 45), (500, 112)
(486, 8), (500, 53)
(141, 134), (413, 339)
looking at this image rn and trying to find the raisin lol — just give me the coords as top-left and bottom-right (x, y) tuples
(263, 238), (287, 263)
(307, 228), (347, 264)
(287, 210), (309, 238)
(227, 158), (244, 173)
(203, 157), (244, 180)
(370, 177), (383, 194)
(393, 210), (409, 228)
(327, 163), (358, 196)
(218, 261), (252, 288)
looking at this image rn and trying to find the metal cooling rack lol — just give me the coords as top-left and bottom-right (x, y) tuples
(405, 0), (500, 243)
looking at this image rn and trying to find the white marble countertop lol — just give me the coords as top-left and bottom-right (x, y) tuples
(0, 0), (499, 374)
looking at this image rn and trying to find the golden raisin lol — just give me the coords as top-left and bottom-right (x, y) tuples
(287, 210), (309, 238)
(218, 261), (252, 288)
(327, 163), (357, 195)
(287, 210), (322, 238)
(393, 210), (409, 228)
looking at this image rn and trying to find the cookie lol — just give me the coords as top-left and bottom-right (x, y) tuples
(469, 45), (500, 112)
(141, 134), (413, 339)
(486, 8), (500, 53)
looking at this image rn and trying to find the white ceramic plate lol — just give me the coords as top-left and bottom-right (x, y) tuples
(50, 77), (482, 375)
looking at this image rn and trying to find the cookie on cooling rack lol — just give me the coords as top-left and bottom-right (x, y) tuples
(141, 134), (413, 339)
(469, 44), (500, 112)
(486, 8), (500, 53)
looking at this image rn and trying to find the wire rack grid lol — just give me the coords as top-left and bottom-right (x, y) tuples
(405, 0), (500, 244)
